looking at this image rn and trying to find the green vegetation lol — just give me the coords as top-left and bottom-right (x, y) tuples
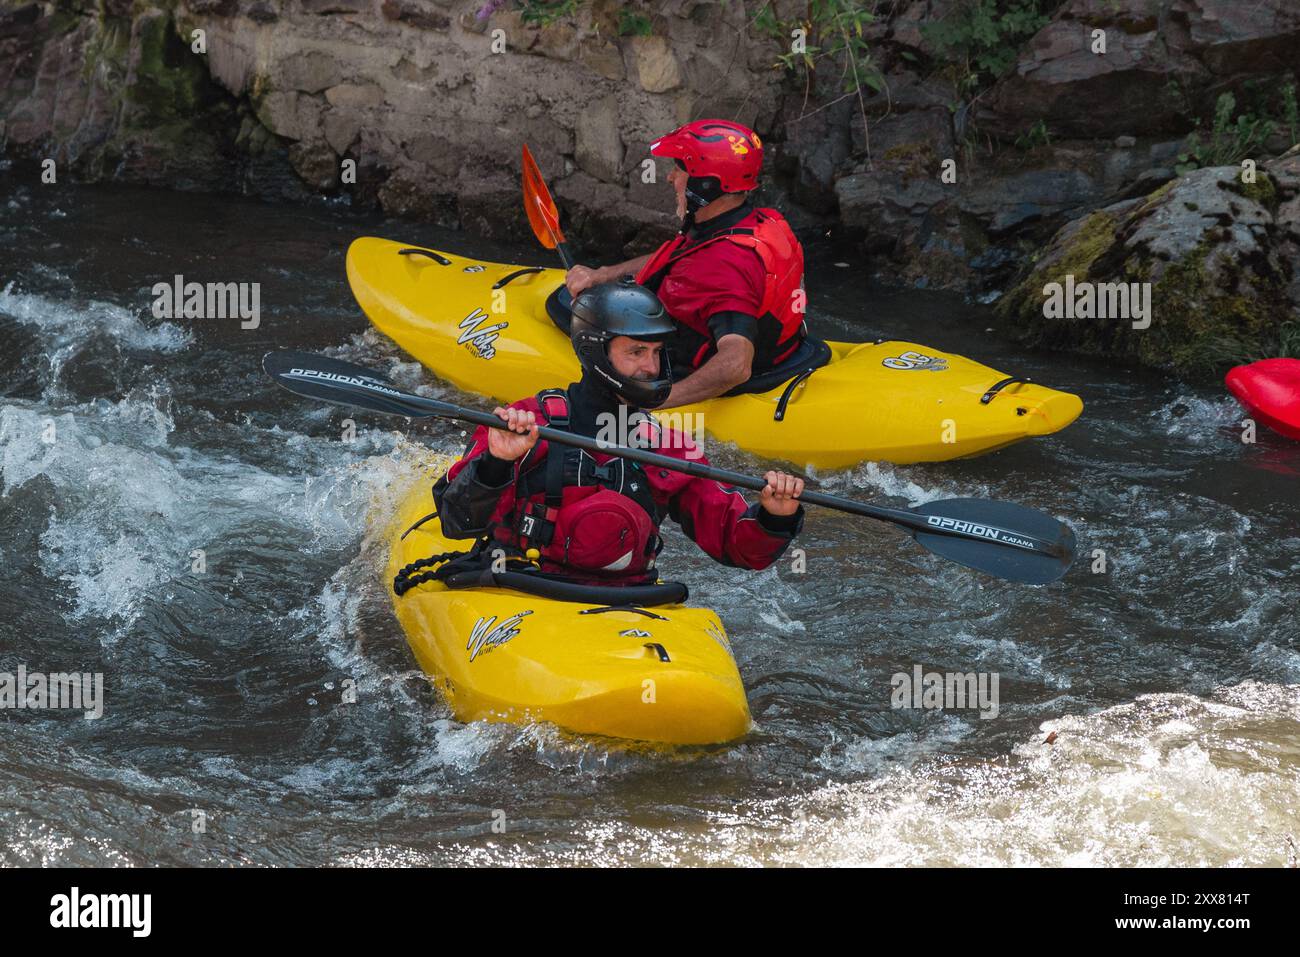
(1014, 118), (1051, 150)
(1283, 83), (1299, 146)
(512, 0), (650, 34)
(922, 0), (1055, 97)
(617, 9), (653, 36)
(1175, 86), (1297, 173)
(1278, 320), (1300, 358)
(518, 0), (580, 27)
(754, 0), (885, 95)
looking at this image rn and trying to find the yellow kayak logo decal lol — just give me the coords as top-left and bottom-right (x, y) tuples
(458, 308), (507, 360)
(883, 350), (948, 371)
(467, 610), (533, 662)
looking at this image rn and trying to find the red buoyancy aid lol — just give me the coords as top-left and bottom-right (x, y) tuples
(490, 390), (664, 582)
(635, 207), (806, 367)
(439, 390), (802, 579)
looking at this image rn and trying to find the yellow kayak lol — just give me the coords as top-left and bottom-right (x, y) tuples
(385, 462), (752, 746)
(348, 236), (1083, 469)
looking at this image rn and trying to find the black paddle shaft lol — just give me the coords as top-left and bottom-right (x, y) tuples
(453, 405), (1035, 538)
(263, 350), (1076, 583)
(458, 410), (1063, 557)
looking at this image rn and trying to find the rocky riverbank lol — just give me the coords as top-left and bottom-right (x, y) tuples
(2, 0), (1298, 377)
(997, 148), (1300, 377)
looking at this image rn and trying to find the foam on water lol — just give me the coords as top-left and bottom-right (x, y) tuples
(0, 393), (425, 638)
(773, 681), (1300, 867)
(949, 631), (1073, 689)
(0, 283), (193, 354)
(817, 713), (974, 776)
(1153, 394), (1246, 446)
(814, 459), (966, 505)
(396, 681), (1299, 867)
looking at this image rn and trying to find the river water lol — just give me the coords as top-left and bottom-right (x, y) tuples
(1, 175), (1297, 866)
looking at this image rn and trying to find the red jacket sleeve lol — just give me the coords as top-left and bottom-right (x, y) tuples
(648, 429), (803, 570)
(445, 396), (543, 482)
(436, 397), (543, 538)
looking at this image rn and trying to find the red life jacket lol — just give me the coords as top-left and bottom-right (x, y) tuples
(635, 207), (806, 368)
(492, 390), (664, 582)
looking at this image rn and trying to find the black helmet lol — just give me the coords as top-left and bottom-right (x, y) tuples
(570, 277), (675, 408)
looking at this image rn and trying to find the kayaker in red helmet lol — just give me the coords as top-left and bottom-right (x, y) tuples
(565, 119), (807, 409)
(435, 278), (805, 584)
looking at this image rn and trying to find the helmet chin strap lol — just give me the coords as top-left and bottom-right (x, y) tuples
(680, 180), (730, 232)
(583, 366), (624, 405)
(679, 191), (712, 234)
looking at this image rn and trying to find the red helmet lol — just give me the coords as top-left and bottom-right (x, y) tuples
(649, 119), (763, 202)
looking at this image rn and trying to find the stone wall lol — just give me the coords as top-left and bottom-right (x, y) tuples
(1, 0), (796, 255)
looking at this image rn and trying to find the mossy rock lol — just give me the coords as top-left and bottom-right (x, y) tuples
(881, 141), (939, 178)
(47, 7), (86, 35)
(79, 13), (132, 84)
(122, 12), (213, 132)
(995, 169), (1296, 380)
(1144, 241), (1293, 375)
(1220, 172), (1277, 212)
(995, 208), (1121, 328)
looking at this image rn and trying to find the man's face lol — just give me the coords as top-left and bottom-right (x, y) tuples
(667, 163), (688, 220)
(608, 336), (663, 381)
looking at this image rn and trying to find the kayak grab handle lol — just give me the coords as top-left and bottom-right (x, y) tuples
(492, 267), (546, 289)
(981, 375), (1032, 405)
(580, 605), (669, 620)
(774, 368), (817, 421)
(399, 509), (439, 540)
(398, 248), (451, 265)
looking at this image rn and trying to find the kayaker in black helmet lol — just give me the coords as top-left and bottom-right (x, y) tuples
(564, 120), (807, 411)
(434, 278), (805, 584)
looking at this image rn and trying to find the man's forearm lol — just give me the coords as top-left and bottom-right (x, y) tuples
(598, 254), (651, 281)
(661, 348), (751, 408)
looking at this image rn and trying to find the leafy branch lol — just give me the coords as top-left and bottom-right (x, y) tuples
(922, 0), (1054, 98)
(1175, 88), (1294, 174)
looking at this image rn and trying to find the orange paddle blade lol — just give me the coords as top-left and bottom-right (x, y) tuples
(522, 144), (565, 249)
